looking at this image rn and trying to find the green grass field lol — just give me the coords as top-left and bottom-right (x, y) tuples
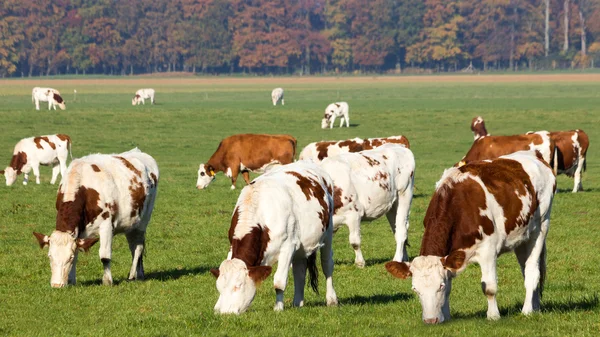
(0, 75), (599, 336)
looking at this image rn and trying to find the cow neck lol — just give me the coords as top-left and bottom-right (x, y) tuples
(55, 186), (102, 236)
(419, 185), (456, 257)
(206, 146), (226, 172)
(9, 152), (27, 174)
(229, 199), (271, 268)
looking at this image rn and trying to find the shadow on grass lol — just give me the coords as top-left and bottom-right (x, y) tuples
(79, 266), (210, 286)
(340, 292), (413, 306)
(335, 257), (391, 267)
(453, 294), (599, 319)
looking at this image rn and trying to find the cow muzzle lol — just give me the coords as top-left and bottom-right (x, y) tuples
(423, 317), (440, 324)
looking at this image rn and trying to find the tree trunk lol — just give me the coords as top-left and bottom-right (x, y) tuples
(544, 0), (550, 56)
(564, 0), (570, 51)
(579, 8), (586, 56)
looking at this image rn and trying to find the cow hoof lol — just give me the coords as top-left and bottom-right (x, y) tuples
(230, 185), (236, 190)
(293, 300), (304, 308)
(23, 182), (27, 185)
(273, 302), (284, 312)
(327, 297), (339, 307)
(355, 261), (365, 269)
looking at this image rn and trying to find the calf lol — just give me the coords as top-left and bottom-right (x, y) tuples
(211, 161), (338, 314)
(386, 151), (555, 323)
(197, 134), (296, 190)
(32, 87), (66, 110)
(33, 148), (159, 288)
(299, 135), (410, 162)
(321, 102), (350, 129)
(271, 88), (284, 106)
(320, 144), (415, 267)
(132, 88), (155, 105)
(1, 134), (71, 186)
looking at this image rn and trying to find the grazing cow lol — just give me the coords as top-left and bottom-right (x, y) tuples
(210, 161), (338, 314)
(1, 134), (71, 186)
(299, 135), (410, 162)
(470, 117), (589, 192)
(386, 151), (555, 323)
(32, 87), (66, 110)
(271, 88), (284, 106)
(319, 144), (415, 267)
(33, 148), (159, 288)
(458, 131), (554, 168)
(196, 134), (297, 190)
(132, 88), (155, 105)
(321, 102), (350, 129)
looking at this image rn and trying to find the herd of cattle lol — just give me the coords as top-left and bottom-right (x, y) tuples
(4, 87), (589, 324)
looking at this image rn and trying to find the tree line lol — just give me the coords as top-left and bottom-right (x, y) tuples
(1, 0), (600, 77)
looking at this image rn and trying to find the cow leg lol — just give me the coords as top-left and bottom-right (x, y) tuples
(273, 242), (296, 311)
(31, 163), (41, 184)
(329, 115), (336, 129)
(99, 221), (114, 286)
(479, 252), (500, 320)
(35, 99), (40, 110)
(320, 225), (338, 307)
(126, 230), (146, 280)
(50, 164), (60, 184)
(515, 217), (548, 315)
(572, 156), (585, 192)
(386, 203), (409, 262)
(22, 167), (30, 185)
(241, 170), (251, 184)
(281, 98), (285, 105)
(292, 254), (307, 307)
(227, 166), (240, 190)
(339, 117), (344, 128)
(68, 251), (79, 285)
(344, 113), (350, 127)
(346, 212), (365, 268)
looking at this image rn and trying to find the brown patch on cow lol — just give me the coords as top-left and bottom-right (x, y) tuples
(91, 164), (101, 172)
(363, 136), (410, 150)
(150, 173), (158, 186)
(460, 158), (537, 233)
(286, 171), (330, 230)
(231, 226), (271, 267)
(372, 171), (390, 190)
(56, 186), (103, 234)
(135, 94), (140, 99)
(56, 134), (71, 144)
(333, 186), (344, 212)
(315, 141), (336, 161)
(34, 137), (56, 150)
(105, 201), (119, 214)
(53, 94), (64, 103)
(56, 185), (64, 211)
(382, 155), (388, 159)
(9, 152), (27, 174)
(115, 156), (141, 177)
(361, 154), (380, 167)
(101, 211), (109, 219)
(461, 133), (550, 165)
(129, 177), (146, 218)
(229, 206), (240, 243)
(550, 131), (581, 175)
(338, 140), (364, 153)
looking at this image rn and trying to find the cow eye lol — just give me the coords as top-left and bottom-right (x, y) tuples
(200, 172), (205, 176)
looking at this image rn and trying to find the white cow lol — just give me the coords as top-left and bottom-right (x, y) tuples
(132, 88), (155, 105)
(321, 102), (350, 129)
(271, 88), (284, 106)
(320, 144), (415, 267)
(211, 161), (338, 314)
(33, 148), (159, 288)
(1, 134), (71, 186)
(32, 87), (66, 110)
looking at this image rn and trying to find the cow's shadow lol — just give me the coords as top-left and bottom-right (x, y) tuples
(335, 257), (390, 267)
(78, 266), (210, 286)
(340, 292), (413, 306)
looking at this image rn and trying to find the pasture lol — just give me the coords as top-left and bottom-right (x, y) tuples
(0, 75), (599, 336)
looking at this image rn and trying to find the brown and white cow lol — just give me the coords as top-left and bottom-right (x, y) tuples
(299, 135), (410, 162)
(197, 134), (297, 190)
(470, 117), (589, 192)
(386, 151), (555, 323)
(33, 148), (159, 288)
(319, 144), (415, 267)
(32, 87), (66, 110)
(211, 161), (338, 314)
(1, 134), (71, 186)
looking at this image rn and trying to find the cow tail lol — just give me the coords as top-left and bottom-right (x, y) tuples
(289, 138), (298, 160)
(539, 242), (546, 299)
(307, 252), (319, 294)
(552, 146), (558, 175)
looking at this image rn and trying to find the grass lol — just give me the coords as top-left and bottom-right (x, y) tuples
(0, 75), (599, 336)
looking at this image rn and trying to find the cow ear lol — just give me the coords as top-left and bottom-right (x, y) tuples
(385, 261), (412, 279)
(210, 268), (220, 279)
(248, 266), (272, 284)
(0, 170), (4, 174)
(33, 232), (50, 249)
(441, 251), (466, 273)
(76, 238), (99, 252)
(207, 165), (216, 177)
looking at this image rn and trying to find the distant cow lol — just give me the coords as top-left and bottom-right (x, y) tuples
(299, 135), (410, 162)
(321, 102), (350, 129)
(32, 87), (66, 110)
(132, 88), (155, 105)
(196, 134), (297, 190)
(1, 134), (71, 186)
(320, 144), (415, 267)
(211, 161), (338, 314)
(271, 88), (284, 106)
(33, 148), (159, 288)
(386, 151), (555, 323)
(470, 117), (589, 192)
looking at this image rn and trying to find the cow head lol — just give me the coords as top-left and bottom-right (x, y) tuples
(321, 116), (330, 129)
(33, 231), (98, 288)
(2, 167), (17, 186)
(196, 164), (216, 189)
(386, 252), (466, 324)
(132, 94), (141, 106)
(53, 94), (66, 110)
(211, 258), (272, 314)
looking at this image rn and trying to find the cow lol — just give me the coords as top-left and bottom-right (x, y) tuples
(196, 134), (297, 190)
(132, 88), (155, 105)
(386, 151), (555, 324)
(458, 131), (554, 168)
(32, 87), (66, 110)
(319, 144), (415, 267)
(210, 161), (338, 314)
(470, 117), (589, 192)
(271, 88), (284, 106)
(1, 134), (71, 186)
(299, 135), (410, 162)
(33, 148), (159, 288)
(321, 102), (350, 129)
